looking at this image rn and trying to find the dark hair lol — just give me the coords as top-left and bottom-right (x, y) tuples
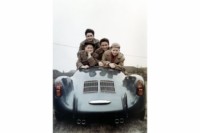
(84, 41), (95, 49)
(85, 29), (95, 36)
(100, 38), (109, 45)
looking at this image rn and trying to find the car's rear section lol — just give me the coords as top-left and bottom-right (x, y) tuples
(53, 67), (146, 124)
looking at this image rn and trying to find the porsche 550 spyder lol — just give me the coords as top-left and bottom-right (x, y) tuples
(53, 67), (146, 124)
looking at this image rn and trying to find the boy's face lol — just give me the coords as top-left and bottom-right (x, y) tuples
(100, 42), (109, 51)
(85, 33), (94, 42)
(85, 45), (94, 53)
(111, 47), (120, 56)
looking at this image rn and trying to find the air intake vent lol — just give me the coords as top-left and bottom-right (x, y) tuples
(84, 80), (98, 93)
(100, 80), (115, 93)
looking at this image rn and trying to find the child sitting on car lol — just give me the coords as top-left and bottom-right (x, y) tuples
(94, 38), (110, 66)
(101, 43), (125, 71)
(76, 42), (98, 69)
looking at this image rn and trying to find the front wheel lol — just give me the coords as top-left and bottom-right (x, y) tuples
(138, 109), (146, 120)
(54, 112), (64, 121)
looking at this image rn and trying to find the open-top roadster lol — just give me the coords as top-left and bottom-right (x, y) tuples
(53, 67), (146, 124)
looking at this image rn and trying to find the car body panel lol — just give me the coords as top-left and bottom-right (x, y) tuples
(53, 67), (146, 120)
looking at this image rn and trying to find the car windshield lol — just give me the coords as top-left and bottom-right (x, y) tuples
(72, 67), (125, 81)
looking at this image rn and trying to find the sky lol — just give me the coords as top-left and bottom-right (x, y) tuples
(53, 0), (147, 72)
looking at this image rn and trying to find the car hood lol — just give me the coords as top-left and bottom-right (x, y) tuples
(66, 67), (137, 113)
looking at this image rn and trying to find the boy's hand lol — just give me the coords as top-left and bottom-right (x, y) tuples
(98, 61), (104, 66)
(87, 52), (92, 58)
(81, 65), (89, 69)
(109, 63), (115, 68)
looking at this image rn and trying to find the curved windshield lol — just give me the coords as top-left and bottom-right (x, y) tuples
(72, 67), (126, 82)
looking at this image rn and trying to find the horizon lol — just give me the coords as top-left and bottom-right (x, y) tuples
(53, 65), (147, 73)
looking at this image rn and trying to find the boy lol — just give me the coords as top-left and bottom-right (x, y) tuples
(76, 42), (98, 69)
(102, 43), (125, 71)
(78, 29), (100, 52)
(94, 38), (110, 66)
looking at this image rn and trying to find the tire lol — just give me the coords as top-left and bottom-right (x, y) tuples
(55, 112), (64, 121)
(138, 109), (146, 120)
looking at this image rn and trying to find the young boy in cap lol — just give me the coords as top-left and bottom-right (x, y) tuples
(102, 43), (125, 71)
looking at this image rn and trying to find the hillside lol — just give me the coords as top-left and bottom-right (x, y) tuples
(124, 66), (147, 81)
(53, 66), (147, 81)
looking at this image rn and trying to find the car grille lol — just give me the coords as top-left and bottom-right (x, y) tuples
(84, 80), (98, 93)
(100, 80), (115, 93)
